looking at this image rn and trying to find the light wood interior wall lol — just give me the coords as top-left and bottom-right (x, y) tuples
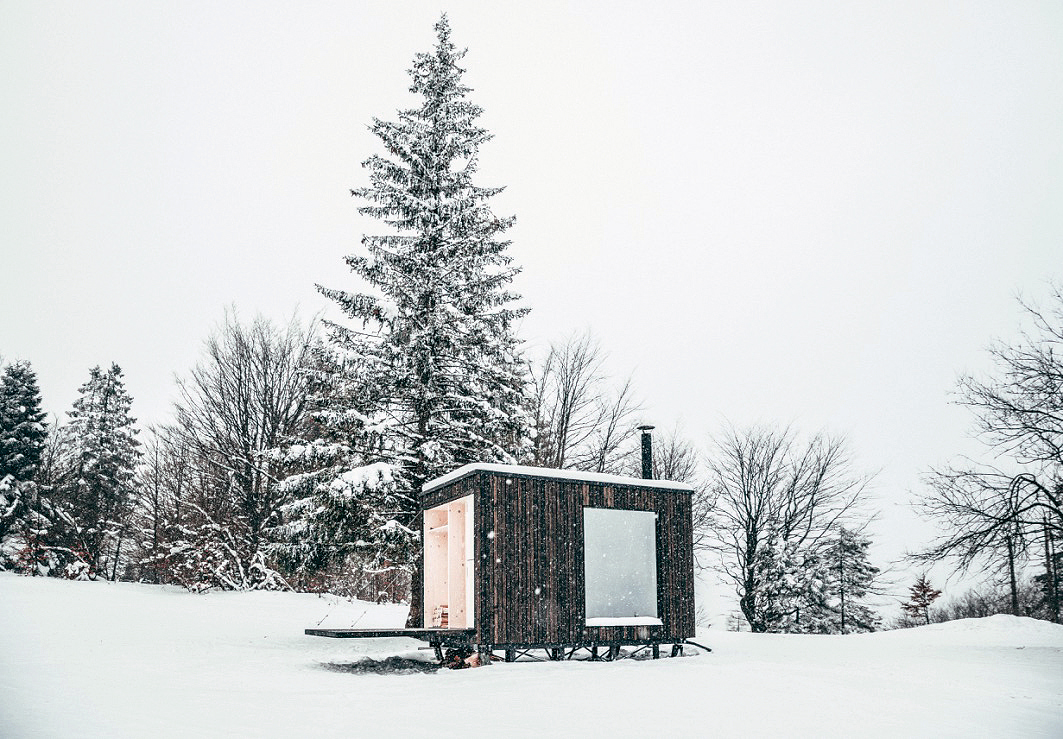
(423, 495), (473, 628)
(424, 507), (449, 626)
(447, 498), (467, 627)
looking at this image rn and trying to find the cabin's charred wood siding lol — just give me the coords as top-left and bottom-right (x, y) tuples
(420, 472), (480, 511)
(422, 470), (695, 646)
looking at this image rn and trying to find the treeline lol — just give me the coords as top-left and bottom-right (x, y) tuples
(0, 327), (886, 637)
(892, 572), (1059, 628)
(0, 321), (664, 595)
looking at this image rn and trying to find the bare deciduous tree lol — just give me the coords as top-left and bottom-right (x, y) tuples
(703, 425), (873, 632)
(128, 426), (199, 585)
(648, 427), (700, 482)
(623, 426), (715, 558)
(915, 469), (1034, 614)
(165, 311), (316, 589)
(526, 331), (641, 474)
(917, 286), (1063, 621)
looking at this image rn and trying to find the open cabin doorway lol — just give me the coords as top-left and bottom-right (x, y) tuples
(424, 495), (474, 629)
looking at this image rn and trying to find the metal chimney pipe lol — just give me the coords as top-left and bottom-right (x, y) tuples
(638, 425), (655, 479)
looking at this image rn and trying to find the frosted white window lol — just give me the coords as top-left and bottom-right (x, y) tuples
(583, 508), (659, 623)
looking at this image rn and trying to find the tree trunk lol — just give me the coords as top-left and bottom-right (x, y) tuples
(110, 524), (124, 582)
(1046, 519), (1060, 623)
(1006, 536), (1019, 616)
(839, 556), (846, 633)
(406, 508), (425, 628)
(740, 593), (764, 632)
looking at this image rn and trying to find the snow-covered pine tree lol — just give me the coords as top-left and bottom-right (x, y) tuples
(333, 14), (528, 482)
(0, 360), (48, 569)
(825, 526), (881, 633)
(283, 16), (528, 623)
(753, 532), (835, 633)
(901, 575), (942, 626)
(64, 364), (141, 579)
(0, 361), (48, 486)
(749, 533), (800, 632)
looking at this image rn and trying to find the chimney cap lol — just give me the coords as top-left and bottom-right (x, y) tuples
(637, 424), (655, 432)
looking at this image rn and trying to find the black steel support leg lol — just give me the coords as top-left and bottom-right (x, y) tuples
(670, 644), (683, 657)
(652, 644), (660, 659)
(433, 642), (444, 662)
(505, 649), (516, 663)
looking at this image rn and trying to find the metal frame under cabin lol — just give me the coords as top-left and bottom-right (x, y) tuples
(306, 463), (698, 663)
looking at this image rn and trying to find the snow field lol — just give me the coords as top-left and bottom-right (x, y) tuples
(1, 573), (1061, 738)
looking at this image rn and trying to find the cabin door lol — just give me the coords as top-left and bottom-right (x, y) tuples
(423, 495), (475, 629)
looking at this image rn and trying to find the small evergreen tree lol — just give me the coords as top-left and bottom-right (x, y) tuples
(0, 360), (48, 569)
(901, 575), (942, 626)
(825, 526), (881, 633)
(283, 15), (528, 624)
(63, 364), (141, 578)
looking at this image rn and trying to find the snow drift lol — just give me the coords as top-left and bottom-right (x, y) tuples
(1, 573), (1061, 738)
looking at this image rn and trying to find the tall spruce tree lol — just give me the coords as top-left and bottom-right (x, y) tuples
(283, 16), (527, 624)
(0, 360), (48, 569)
(64, 363), (141, 578)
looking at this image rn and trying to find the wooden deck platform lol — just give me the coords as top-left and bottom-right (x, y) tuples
(304, 627), (475, 640)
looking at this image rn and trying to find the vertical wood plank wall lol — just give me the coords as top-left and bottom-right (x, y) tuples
(422, 507), (448, 627)
(447, 498), (468, 628)
(422, 470), (695, 647)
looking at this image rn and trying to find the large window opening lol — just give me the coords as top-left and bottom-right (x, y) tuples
(423, 495), (474, 629)
(583, 507), (661, 625)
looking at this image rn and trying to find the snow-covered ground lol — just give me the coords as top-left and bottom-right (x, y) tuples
(2, 573), (1061, 738)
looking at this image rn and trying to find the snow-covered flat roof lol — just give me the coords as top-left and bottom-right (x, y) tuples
(422, 463), (694, 494)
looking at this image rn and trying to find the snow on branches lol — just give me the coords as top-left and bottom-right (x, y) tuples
(279, 16), (529, 617)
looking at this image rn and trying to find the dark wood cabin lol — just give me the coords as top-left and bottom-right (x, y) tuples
(418, 463), (696, 656)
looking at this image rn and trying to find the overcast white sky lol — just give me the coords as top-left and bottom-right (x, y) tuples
(3, 1), (1061, 610)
